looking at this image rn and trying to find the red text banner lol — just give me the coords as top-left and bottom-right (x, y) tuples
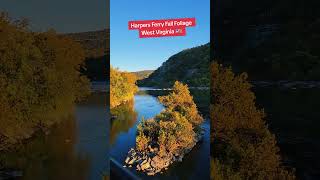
(129, 18), (196, 38)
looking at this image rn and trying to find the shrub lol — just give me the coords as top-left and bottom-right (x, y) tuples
(136, 132), (151, 151)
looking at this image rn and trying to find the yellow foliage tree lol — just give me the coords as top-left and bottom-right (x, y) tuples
(110, 67), (138, 108)
(0, 13), (90, 149)
(158, 81), (204, 127)
(136, 81), (201, 158)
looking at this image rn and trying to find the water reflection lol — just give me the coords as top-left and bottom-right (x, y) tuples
(0, 92), (109, 180)
(0, 116), (90, 180)
(110, 100), (137, 145)
(254, 87), (320, 179)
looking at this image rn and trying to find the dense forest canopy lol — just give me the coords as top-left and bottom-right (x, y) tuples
(210, 62), (295, 179)
(139, 43), (210, 87)
(110, 67), (138, 108)
(0, 13), (90, 149)
(215, 0), (320, 80)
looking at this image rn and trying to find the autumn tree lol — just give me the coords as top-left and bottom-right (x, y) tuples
(158, 81), (204, 128)
(136, 81), (202, 157)
(210, 62), (295, 180)
(110, 67), (138, 108)
(0, 13), (90, 149)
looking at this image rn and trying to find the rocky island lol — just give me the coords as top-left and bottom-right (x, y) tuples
(124, 81), (204, 175)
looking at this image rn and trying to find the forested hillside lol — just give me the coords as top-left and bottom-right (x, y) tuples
(132, 70), (154, 80)
(64, 29), (109, 81)
(139, 43), (210, 87)
(215, 0), (320, 80)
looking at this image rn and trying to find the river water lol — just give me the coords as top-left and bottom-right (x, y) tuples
(110, 87), (210, 179)
(254, 87), (320, 180)
(0, 82), (109, 180)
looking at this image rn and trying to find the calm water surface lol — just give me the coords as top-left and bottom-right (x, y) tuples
(0, 89), (108, 180)
(254, 87), (320, 180)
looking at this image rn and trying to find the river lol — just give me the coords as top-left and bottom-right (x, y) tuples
(0, 82), (109, 180)
(110, 87), (210, 179)
(254, 87), (320, 180)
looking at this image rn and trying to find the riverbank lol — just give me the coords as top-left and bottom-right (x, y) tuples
(251, 81), (320, 89)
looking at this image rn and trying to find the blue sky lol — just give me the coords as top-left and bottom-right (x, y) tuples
(0, 0), (108, 33)
(111, 0), (210, 72)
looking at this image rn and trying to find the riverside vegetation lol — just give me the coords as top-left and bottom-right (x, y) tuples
(0, 13), (90, 150)
(210, 62), (296, 180)
(124, 81), (204, 175)
(110, 67), (138, 109)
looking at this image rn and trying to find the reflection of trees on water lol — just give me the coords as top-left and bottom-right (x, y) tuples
(0, 115), (90, 180)
(110, 100), (137, 145)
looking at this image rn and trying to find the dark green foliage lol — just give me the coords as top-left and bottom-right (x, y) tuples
(0, 13), (90, 149)
(82, 55), (108, 81)
(216, 0), (320, 80)
(65, 30), (109, 81)
(139, 43), (210, 87)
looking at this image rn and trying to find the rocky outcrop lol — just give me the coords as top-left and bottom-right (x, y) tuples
(124, 131), (203, 176)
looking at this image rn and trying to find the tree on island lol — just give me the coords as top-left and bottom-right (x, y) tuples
(210, 62), (295, 180)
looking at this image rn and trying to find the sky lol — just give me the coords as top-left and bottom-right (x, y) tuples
(110, 0), (210, 72)
(0, 0), (108, 33)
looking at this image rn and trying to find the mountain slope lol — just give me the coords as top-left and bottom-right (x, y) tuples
(132, 70), (154, 80)
(63, 29), (109, 81)
(139, 43), (210, 87)
(64, 29), (109, 58)
(215, 0), (320, 80)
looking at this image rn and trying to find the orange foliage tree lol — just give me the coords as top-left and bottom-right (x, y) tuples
(210, 62), (295, 180)
(136, 81), (203, 157)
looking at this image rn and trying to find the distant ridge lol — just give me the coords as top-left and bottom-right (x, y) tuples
(63, 29), (109, 58)
(131, 70), (154, 80)
(139, 43), (210, 87)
